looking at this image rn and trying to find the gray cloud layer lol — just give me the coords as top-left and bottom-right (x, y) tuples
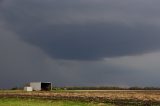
(1, 0), (160, 60)
(1, 0), (160, 88)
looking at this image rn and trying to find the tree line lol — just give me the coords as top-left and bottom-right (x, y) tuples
(53, 86), (160, 90)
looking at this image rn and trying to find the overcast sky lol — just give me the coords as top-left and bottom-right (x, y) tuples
(1, 0), (160, 88)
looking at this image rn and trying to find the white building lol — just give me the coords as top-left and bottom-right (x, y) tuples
(30, 82), (52, 91)
(24, 87), (33, 92)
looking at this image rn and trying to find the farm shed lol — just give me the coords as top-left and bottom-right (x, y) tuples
(30, 82), (52, 91)
(24, 87), (33, 92)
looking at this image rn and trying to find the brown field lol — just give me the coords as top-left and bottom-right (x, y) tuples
(0, 90), (160, 105)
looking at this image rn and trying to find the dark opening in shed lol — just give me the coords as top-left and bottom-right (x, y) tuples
(41, 82), (52, 91)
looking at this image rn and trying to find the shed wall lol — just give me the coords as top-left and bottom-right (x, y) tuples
(30, 82), (41, 91)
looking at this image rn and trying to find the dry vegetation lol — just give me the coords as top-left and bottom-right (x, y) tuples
(0, 90), (160, 105)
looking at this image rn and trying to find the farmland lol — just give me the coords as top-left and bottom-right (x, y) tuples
(0, 90), (160, 105)
(0, 98), (113, 106)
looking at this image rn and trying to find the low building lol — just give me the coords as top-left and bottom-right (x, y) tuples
(24, 87), (33, 92)
(30, 82), (52, 91)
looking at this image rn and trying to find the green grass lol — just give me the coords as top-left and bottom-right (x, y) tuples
(0, 98), (114, 106)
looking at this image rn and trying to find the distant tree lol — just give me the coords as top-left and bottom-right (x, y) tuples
(11, 87), (19, 90)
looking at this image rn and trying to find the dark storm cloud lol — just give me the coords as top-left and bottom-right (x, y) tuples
(16, 24), (160, 60)
(1, 0), (160, 60)
(2, 0), (160, 88)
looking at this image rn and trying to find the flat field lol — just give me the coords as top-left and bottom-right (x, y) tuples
(0, 98), (113, 106)
(0, 90), (160, 105)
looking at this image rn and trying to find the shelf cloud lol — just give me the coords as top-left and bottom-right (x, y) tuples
(1, 0), (160, 60)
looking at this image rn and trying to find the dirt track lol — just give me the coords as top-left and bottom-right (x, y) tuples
(0, 90), (160, 105)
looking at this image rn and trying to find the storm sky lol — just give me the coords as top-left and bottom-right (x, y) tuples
(1, 0), (160, 88)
